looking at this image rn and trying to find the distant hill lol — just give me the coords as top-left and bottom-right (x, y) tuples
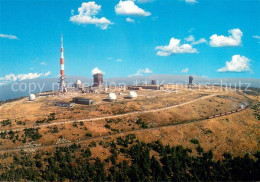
(0, 75), (259, 101)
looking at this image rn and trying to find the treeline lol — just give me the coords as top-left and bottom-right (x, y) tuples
(0, 135), (259, 181)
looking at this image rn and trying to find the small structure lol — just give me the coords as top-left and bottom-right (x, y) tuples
(55, 102), (75, 108)
(189, 76), (193, 85)
(128, 91), (137, 98)
(29, 94), (36, 101)
(72, 97), (94, 105)
(140, 85), (163, 90)
(151, 80), (156, 85)
(127, 86), (143, 90)
(74, 80), (82, 89)
(107, 93), (117, 101)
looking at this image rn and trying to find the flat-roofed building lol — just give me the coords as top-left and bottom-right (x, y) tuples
(72, 97), (94, 105)
(55, 102), (75, 108)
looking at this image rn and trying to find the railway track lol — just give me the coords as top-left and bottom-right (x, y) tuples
(0, 93), (219, 133)
(0, 94), (250, 153)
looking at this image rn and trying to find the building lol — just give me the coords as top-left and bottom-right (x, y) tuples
(55, 102), (75, 108)
(72, 97), (94, 105)
(189, 76), (193, 85)
(151, 80), (156, 85)
(74, 80), (83, 89)
(93, 73), (103, 87)
(127, 86), (143, 90)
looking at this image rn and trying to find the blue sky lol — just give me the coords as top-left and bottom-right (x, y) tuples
(0, 0), (259, 84)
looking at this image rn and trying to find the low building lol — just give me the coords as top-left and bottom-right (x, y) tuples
(151, 80), (156, 85)
(55, 102), (75, 108)
(127, 86), (143, 90)
(140, 85), (163, 90)
(72, 97), (94, 105)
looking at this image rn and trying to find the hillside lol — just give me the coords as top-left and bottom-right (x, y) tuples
(0, 85), (259, 180)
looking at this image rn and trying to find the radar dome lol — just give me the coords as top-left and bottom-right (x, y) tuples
(128, 91), (137, 98)
(108, 93), (117, 100)
(76, 80), (82, 84)
(29, 94), (36, 101)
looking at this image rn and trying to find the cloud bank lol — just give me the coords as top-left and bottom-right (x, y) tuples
(0, 71), (51, 84)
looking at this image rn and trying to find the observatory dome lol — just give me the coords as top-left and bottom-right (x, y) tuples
(108, 93), (117, 100)
(29, 94), (36, 101)
(128, 91), (137, 98)
(76, 80), (82, 84)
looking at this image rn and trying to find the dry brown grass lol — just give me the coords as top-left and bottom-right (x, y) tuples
(0, 87), (258, 161)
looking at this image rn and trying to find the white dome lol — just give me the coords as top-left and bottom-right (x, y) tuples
(128, 91), (137, 98)
(76, 80), (82, 84)
(29, 94), (36, 101)
(108, 93), (117, 100)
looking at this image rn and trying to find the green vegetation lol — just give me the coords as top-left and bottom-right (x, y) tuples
(190, 138), (199, 145)
(0, 119), (11, 127)
(136, 118), (148, 129)
(23, 128), (42, 141)
(85, 133), (92, 138)
(49, 126), (59, 133)
(36, 113), (56, 124)
(72, 122), (78, 128)
(0, 135), (259, 181)
(104, 124), (111, 129)
(251, 102), (260, 120)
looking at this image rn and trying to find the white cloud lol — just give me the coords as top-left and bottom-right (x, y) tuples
(0, 73), (17, 82)
(209, 28), (243, 47)
(0, 34), (18, 40)
(116, 59), (123, 62)
(185, 35), (195, 42)
(129, 68), (152, 77)
(17, 73), (43, 81)
(217, 55), (251, 72)
(44, 71), (51, 76)
(40, 61), (47, 66)
(181, 68), (189, 73)
(70, 2), (113, 30)
(185, 35), (207, 45)
(253, 35), (260, 39)
(191, 38), (207, 45)
(155, 37), (198, 56)
(185, 0), (198, 4)
(0, 71), (51, 84)
(91, 67), (104, 75)
(126, 17), (135, 23)
(115, 0), (151, 16)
